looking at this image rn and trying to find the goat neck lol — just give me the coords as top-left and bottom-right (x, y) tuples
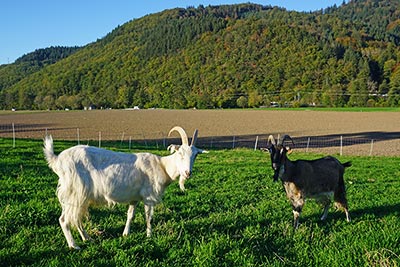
(279, 155), (295, 182)
(160, 152), (182, 182)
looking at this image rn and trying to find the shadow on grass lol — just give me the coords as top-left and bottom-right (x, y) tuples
(293, 202), (400, 229)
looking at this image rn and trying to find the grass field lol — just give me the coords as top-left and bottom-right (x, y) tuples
(0, 138), (399, 266)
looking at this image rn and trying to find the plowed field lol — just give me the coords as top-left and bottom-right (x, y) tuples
(1, 109), (399, 155)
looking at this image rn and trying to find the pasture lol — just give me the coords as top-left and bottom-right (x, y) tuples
(0, 138), (399, 266)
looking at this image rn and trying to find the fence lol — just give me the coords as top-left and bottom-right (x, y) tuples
(0, 123), (397, 156)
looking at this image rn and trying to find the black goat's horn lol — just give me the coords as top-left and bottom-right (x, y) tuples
(279, 134), (294, 146)
(191, 129), (198, 146)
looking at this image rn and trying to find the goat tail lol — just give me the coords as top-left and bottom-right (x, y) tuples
(342, 161), (352, 168)
(43, 135), (58, 169)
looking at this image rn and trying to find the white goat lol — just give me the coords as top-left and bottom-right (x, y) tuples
(43, 126), (206, 249)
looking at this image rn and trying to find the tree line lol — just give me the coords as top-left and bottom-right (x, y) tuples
(0, 0), (399, 110)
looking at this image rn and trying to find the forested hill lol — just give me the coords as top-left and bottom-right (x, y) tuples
(0, 46), (81, 99)
(1, 0), (400, 110)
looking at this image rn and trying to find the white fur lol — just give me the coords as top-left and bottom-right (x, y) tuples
(43, 127), (205, 250)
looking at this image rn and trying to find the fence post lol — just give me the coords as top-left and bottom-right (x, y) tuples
(77, 128), (80, 145)
(163, 133), (166, 148)
(340, 135), (343, 156)
(129, 136), (132, 150)
(98, 131), (101, 148)
(121, 132), (125, 144)
(254, 136), (259, 151)
(232, 136), (236, 149)
(12, 123), (15, 148)
(369, 139), (374, 156)
(306, 137), (310, 153)
(142, 132), (147, 148)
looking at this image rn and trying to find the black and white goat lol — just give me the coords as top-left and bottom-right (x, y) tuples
(265, 135), (351, 228)
(44, 126), (206, 249)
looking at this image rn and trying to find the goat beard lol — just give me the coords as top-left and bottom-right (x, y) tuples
(179, 175), (187, 191)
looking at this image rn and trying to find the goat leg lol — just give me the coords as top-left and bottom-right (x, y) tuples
(319, 196), (331, 221)
(123, 202), (138, 236)
(344, 208), (351, 222)
(292, 205), (303, 229)
(293, 210), (301, 229)
(77, 221), (91, 241)
(59, 212), (80, 250)
(288, 188), (304, 229)
(144, 204), (154, 237)
(321, 204), (330, 221)
(334, 200), (351, 222)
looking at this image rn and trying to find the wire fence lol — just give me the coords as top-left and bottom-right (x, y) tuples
(1, 122), (398, 156)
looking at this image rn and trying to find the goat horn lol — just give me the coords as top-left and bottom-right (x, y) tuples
(191, 129), (198, 146)
(279, 134), (294, 146)
(267, 135), (276, 146)
(168, 126), (188, 146)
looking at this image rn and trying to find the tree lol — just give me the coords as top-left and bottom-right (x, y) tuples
(388, 66), (400, 106)
(236, 96), (247, 108)
(247, 90), (263, 107)
(55, 95), (69, 110)
(43, 95), (55, 110)
(1, 2), (400, 110)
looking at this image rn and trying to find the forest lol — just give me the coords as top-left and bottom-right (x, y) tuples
(0, 0), (400, 110)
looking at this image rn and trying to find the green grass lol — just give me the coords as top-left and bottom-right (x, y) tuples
(1, 139), (399, 266)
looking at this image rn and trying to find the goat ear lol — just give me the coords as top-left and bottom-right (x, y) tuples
(196, 147), (209, 154)
(198, 148), (209, 154)
(167, 144), (180, 154)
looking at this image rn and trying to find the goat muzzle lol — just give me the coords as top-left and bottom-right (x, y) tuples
(183, 170), (191, 179)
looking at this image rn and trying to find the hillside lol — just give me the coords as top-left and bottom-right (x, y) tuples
(1, 0), (400, 110)
(0, 46), (81, 96)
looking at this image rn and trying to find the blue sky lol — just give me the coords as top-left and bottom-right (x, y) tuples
(1, 0), (345, 65)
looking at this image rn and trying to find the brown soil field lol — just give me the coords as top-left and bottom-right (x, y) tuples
(1, 109), (399, 156)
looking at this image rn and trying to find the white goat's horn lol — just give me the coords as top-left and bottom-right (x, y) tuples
(169, 126), (188, 146)
(267, 135), (276, 146)
(191, 129), (198, 146)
